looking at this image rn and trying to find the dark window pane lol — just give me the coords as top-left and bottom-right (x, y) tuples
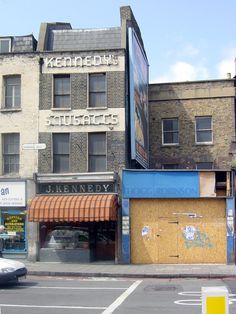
(162, 164), (179, 169)
(0, 39), (11, 53)
(54, 76), (70, 108)
(196, 130), (212, 142)
(53, 134), (70, 173)
(163, 119), (178, 132)
(88, 133), (106, 172)
(196, 117), (211, 129)
(2, 134), (19, 174)
(89, 156), (106, 172)
(4, 76), (21, 108)
(89, 74), (106, 107)
(196, 162), (213, 169)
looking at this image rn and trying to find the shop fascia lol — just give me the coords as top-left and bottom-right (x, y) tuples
(44, 54), (119, 68)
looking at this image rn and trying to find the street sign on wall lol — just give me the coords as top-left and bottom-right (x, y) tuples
(22, 143), (46, 150)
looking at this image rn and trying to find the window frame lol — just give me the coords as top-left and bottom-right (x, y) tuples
(88, 73), (107, 108)
(0, 38), (11, 53)
(52, 133), (70, 173)
(88, 132), (107, 172)
(196, 162), (213, 170)
(53, 74), (71, 109)
(3, 75), (21, 109)
(162, 118), (179, 145)
(195, 116), (213, 144)
(2, 133), (20, 175)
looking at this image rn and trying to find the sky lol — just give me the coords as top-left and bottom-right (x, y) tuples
(0, 0), (235, 83)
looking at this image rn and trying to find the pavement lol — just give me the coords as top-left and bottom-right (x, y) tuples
(21, 260), (236, 279)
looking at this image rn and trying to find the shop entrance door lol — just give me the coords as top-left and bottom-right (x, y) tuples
(157, 219), (179, 264)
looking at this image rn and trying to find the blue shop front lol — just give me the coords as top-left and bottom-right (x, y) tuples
(0, 180), (27, 257)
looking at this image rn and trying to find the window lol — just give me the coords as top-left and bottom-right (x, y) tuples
(88, 133), (106, 172)
(196, 162), (213, 169)
(162, 118), (179, 145)
(4, 76), (21, 108)
(53, 133), (70, 173)
(195, 116), (212, 144)
(2, 133), (20, 174)
(0, 38), (11, 53)
(89, 73), (106, 107)
(162, 164), (179, 169)
(53, 75), (70, 108)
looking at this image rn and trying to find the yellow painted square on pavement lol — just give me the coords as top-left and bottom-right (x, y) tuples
(206, 296), (226, 314)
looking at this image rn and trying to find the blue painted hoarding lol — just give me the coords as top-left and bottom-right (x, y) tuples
(122, 170), (199, 198)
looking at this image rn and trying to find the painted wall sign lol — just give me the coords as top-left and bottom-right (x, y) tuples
(46, 113), (118, 127)
(0, 181), (25, 207)
(44, 55), (118, 68)
(38, 182), (115, 194)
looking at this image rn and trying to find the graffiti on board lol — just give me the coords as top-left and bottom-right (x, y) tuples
(182, 225), (213, 249)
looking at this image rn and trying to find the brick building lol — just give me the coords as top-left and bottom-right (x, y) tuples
(0, 6), (148, 262)
(149, 79), (236, 170)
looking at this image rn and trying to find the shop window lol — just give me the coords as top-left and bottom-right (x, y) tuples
(88, 133), (106, 172)
(195, 116), (213, 144)
(0, 38), (11, 53)
(4, 75), (21, 109)
(89, 73), (106, 107)
(2, 133), (20, 174)
(44, 226), (89, 249)
(53, 133), (70, 173)
(1, 211), (26, 252)
(53, 75), (70, 108)
(162, 118), (179, 145)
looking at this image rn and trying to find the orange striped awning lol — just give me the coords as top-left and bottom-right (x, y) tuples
(28, 194), (118, 222)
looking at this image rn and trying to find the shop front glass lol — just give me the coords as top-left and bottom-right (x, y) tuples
(1, 210), (26, 252)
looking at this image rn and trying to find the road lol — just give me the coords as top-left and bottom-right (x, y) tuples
(0, 276), (236, 313)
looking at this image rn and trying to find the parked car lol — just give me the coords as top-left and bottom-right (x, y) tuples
(0, 258), (27, 284)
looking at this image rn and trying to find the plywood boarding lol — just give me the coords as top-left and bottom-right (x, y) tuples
(199, 172), (216, 197)
(130, 198), (226, 264)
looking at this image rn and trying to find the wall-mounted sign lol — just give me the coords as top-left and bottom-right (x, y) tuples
(122, 216), (129, 235)
(46, 113), (118, 127)
(0, 181), (26, 207)
(38, 182), (115, 194)
(128, 28), (149, 168)
(44, 55), (118, 68)
(4, 214), (25, 233)
(22, 143), (46, 150)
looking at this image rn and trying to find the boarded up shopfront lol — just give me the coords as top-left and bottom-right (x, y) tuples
(122, 170), (234, 264)
(130, 198), (226, 264)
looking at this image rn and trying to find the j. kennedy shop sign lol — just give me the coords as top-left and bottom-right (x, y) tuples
(38, 182), (115, 194)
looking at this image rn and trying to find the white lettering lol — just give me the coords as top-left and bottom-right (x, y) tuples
(94, 55), (102, 66)
(84, 56), (91, 66)
(55, 57), (62, 67)
(45, 57), (54, 67)
(46, 113), (119, 127)
(103, 184), (110, 192)
(74, 56), (83, 67)
(44, 55), (118, 68)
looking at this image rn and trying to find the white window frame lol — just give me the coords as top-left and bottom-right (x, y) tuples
(0, 38), (11, 53)
(4, 75), (21, 109)
(195, 116), (213, 144)
(162, 118), (179, 145)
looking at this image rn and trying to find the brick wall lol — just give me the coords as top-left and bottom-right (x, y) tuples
(149, 79), (236, 169)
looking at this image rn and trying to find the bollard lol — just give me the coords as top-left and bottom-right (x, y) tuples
(202, 286), (229, 314)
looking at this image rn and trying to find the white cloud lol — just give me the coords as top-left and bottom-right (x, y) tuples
(216, 47), (236, 79)
(150, 61), (208, 83)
